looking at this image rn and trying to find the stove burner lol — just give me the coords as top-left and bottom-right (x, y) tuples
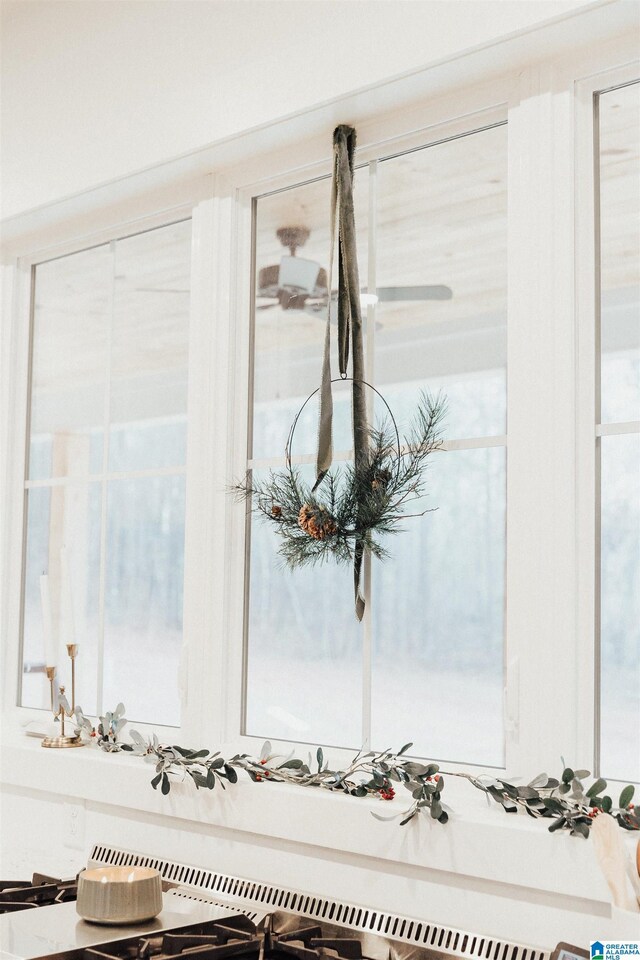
(82, 916), (263, 960)
(0, 873), (77, 914)
(272, 926), (364, 960)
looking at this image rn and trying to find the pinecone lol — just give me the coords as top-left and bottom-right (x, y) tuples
(298, 503), (337, 540)
(271, 504), (282, 518)
(371, 468), (392, 491)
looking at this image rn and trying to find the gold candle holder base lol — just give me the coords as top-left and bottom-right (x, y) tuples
(41, 733), (84, 749)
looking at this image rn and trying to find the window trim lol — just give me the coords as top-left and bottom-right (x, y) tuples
(231, 104), (511, 773)
(3, 201), (202, 740)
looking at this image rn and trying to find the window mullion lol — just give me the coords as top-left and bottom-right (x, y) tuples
(361, 159), (378, 749)
(95, 239), (116, 718)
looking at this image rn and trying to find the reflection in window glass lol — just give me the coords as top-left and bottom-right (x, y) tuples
(253, 172), (368, 460)
(21, 222), (190, 723)
(598, 83), (640, 782)
(600, 435), (640, 782)
(103, 477), (185, 726)
(21, 484), (101, 711)
(110, 221), (191, 472)
(376, 124), (507, 439)
(29, 245), (111, 480)
(599, 83), (640, 424)
(244, 467), (363, 748)
(372, 448), (505, 766)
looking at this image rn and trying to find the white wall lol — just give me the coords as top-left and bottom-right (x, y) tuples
(0, 0), (595, 220)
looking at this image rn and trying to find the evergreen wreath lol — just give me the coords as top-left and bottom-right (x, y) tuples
(233, 380), (447, 569)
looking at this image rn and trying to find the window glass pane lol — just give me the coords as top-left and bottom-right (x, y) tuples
(600, 433), (640, 782)
(375, 125), (507, 439)
(22, 221), (190, 726)
(21, 484), (101, 712)
(253, 171), (368, 460)
(599, 83), (640, 424)
(244, 467), (362, 747)
(371, 447), (505, 766)
(103, 476), (185, 725)
(109, 221), (191, 472)
(29, 245), (111, 480)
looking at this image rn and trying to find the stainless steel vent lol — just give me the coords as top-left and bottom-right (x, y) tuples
(89, 843), (548, 960)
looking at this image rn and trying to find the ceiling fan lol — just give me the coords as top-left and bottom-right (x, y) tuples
(256, 226), (453, 314)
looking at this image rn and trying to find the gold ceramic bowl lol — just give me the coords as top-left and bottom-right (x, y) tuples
(77, 865), (162, 924)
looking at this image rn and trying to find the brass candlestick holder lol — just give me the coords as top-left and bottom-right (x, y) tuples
(42, 644), (84, 749)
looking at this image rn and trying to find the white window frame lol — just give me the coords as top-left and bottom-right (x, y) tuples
(1, 193), (221, 743)
(574, 62), (640, 778)
(1, 35), (638, 791)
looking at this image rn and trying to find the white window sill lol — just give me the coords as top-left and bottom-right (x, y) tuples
(0, 731), (626, 911)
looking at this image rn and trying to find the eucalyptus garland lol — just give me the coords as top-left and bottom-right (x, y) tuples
(233, 391), (446, 569)
(73, 705), (638, 840)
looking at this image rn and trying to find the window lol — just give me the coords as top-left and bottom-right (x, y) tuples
(244, 122), (507, 765)
(20, 220), (191, 725)
(596, 81), (640, 782)
(5, 40), (638, 795)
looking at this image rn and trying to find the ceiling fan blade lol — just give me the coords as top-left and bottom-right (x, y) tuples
(376, 285), (453, 302)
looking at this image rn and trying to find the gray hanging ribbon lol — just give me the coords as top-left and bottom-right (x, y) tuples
(314, 125), (368, 621)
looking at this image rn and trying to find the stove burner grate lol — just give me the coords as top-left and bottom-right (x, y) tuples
(0, 873), (77, 914)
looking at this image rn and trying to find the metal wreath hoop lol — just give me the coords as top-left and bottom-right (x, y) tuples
(285, 378), (402, 483)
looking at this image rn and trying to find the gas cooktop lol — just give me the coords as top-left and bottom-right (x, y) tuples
(0, 845), (560, 960)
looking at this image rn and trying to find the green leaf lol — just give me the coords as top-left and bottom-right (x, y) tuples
(206, 768), (216, 789)
(586, 778), (607, 798)
(562, 767), (574, 784)
(224, 765), (238, 784)
(431, 799), (442, 819)
(619, 785), (635, 809)
(559, 782), (571, 794)
(403, 762), (430, 778)
(211, 757), (225, 769)
(316, 748), (324, 772)
(161, 773), (170, 795)
(549, 815), (567, 833)
(517, 786), (539, 799)
(528, 773), (549, 789)
(397, 742), (413, 756)
(151, 773), (162, 790)
(400, 811), (417, 826)
(573, 769), (590, 780)
(438, 811), (449, 824)
(571, 819), (590, 839)
(279, 759), (304, 770)
(602, 795), (612, 813)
